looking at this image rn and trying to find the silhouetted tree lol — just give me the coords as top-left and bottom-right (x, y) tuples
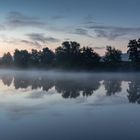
(55, 41), (81, 67)
(14, 49), (30, 67)
(80, 47), (100, 68)
(40, 47), (55, 67)
(127, 39), (140, 62)
(104, 46), (122, 63)
(29, 49), (41, 66)
(1, 52), (13, 65)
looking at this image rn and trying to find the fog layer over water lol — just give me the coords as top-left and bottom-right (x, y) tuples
(0, 70), (140, 140)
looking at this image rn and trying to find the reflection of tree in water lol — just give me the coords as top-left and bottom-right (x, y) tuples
(104, 79), (122, 96)
(55, 79), (100, 99)
(13, 75), (54, 92)
(3, 73), (140, 104)
(1, 74), (100, 99)
(55, 80), (80, 98)
(127, 80), (140, 104)
(1, 75), (13, 87)
(14, 76), (31, 89)
(82, 80), (100, 97)
(30, 77), (54, 91)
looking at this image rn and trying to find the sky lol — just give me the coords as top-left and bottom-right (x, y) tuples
(0, 0), (140, 55)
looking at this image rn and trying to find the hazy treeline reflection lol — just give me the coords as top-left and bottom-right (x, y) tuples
(127, 80), (140, 104)
(1, 73), (140, 103)
(103, 79), (122, 96)
(55, 79), (100, 98)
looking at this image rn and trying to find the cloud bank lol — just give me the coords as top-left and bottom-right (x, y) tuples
(85, 25), (140, 40)
(6, 11), (46, 28)
(26, 33), (60, 43)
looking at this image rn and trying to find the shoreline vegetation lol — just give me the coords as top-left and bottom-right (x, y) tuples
(1, 39), (140, 71)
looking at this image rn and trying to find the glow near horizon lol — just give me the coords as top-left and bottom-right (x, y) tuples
(0, 0), (140, 56)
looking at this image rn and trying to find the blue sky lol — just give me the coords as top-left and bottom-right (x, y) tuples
(0, 0), (140, 55)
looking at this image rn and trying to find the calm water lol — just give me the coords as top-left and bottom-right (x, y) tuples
(0, 70), (140, 140)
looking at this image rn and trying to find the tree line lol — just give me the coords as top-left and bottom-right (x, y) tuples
(1, 39), (140, 70)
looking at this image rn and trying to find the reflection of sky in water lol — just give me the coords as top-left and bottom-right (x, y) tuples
(0, 71), (137, 117)
(0, 71), (140, 140)
(0, 77), (129, 108)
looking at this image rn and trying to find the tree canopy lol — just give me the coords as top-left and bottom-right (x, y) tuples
(104, 46), (122, 63)
(0, 39), (140, 71)
(127, 39), (140, 62)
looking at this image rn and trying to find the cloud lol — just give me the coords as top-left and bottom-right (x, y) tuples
(85, 25), (140, 40)
(2, 33), (60, 49)
(20, 40), (42, 48)
(64, 38), (71, 41)
(27, 33), (47, 43)
(4, 38), (42, 48)
(74, 28), (89, 35)
(93, 46), (106, 50)
(83, 15), (96, 25)
(50, 15), (65, 20)
(45, 37), (60, 42)
(0, 24), (5, 30)
(6, 11), (46, 28)
(26, 33), (60, 43)
(71, 28), (93, 38)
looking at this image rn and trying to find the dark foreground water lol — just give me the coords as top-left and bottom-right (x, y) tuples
(0, 70), (140, 140)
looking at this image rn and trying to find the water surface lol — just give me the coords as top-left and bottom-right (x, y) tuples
(0, 70), (140, 140)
